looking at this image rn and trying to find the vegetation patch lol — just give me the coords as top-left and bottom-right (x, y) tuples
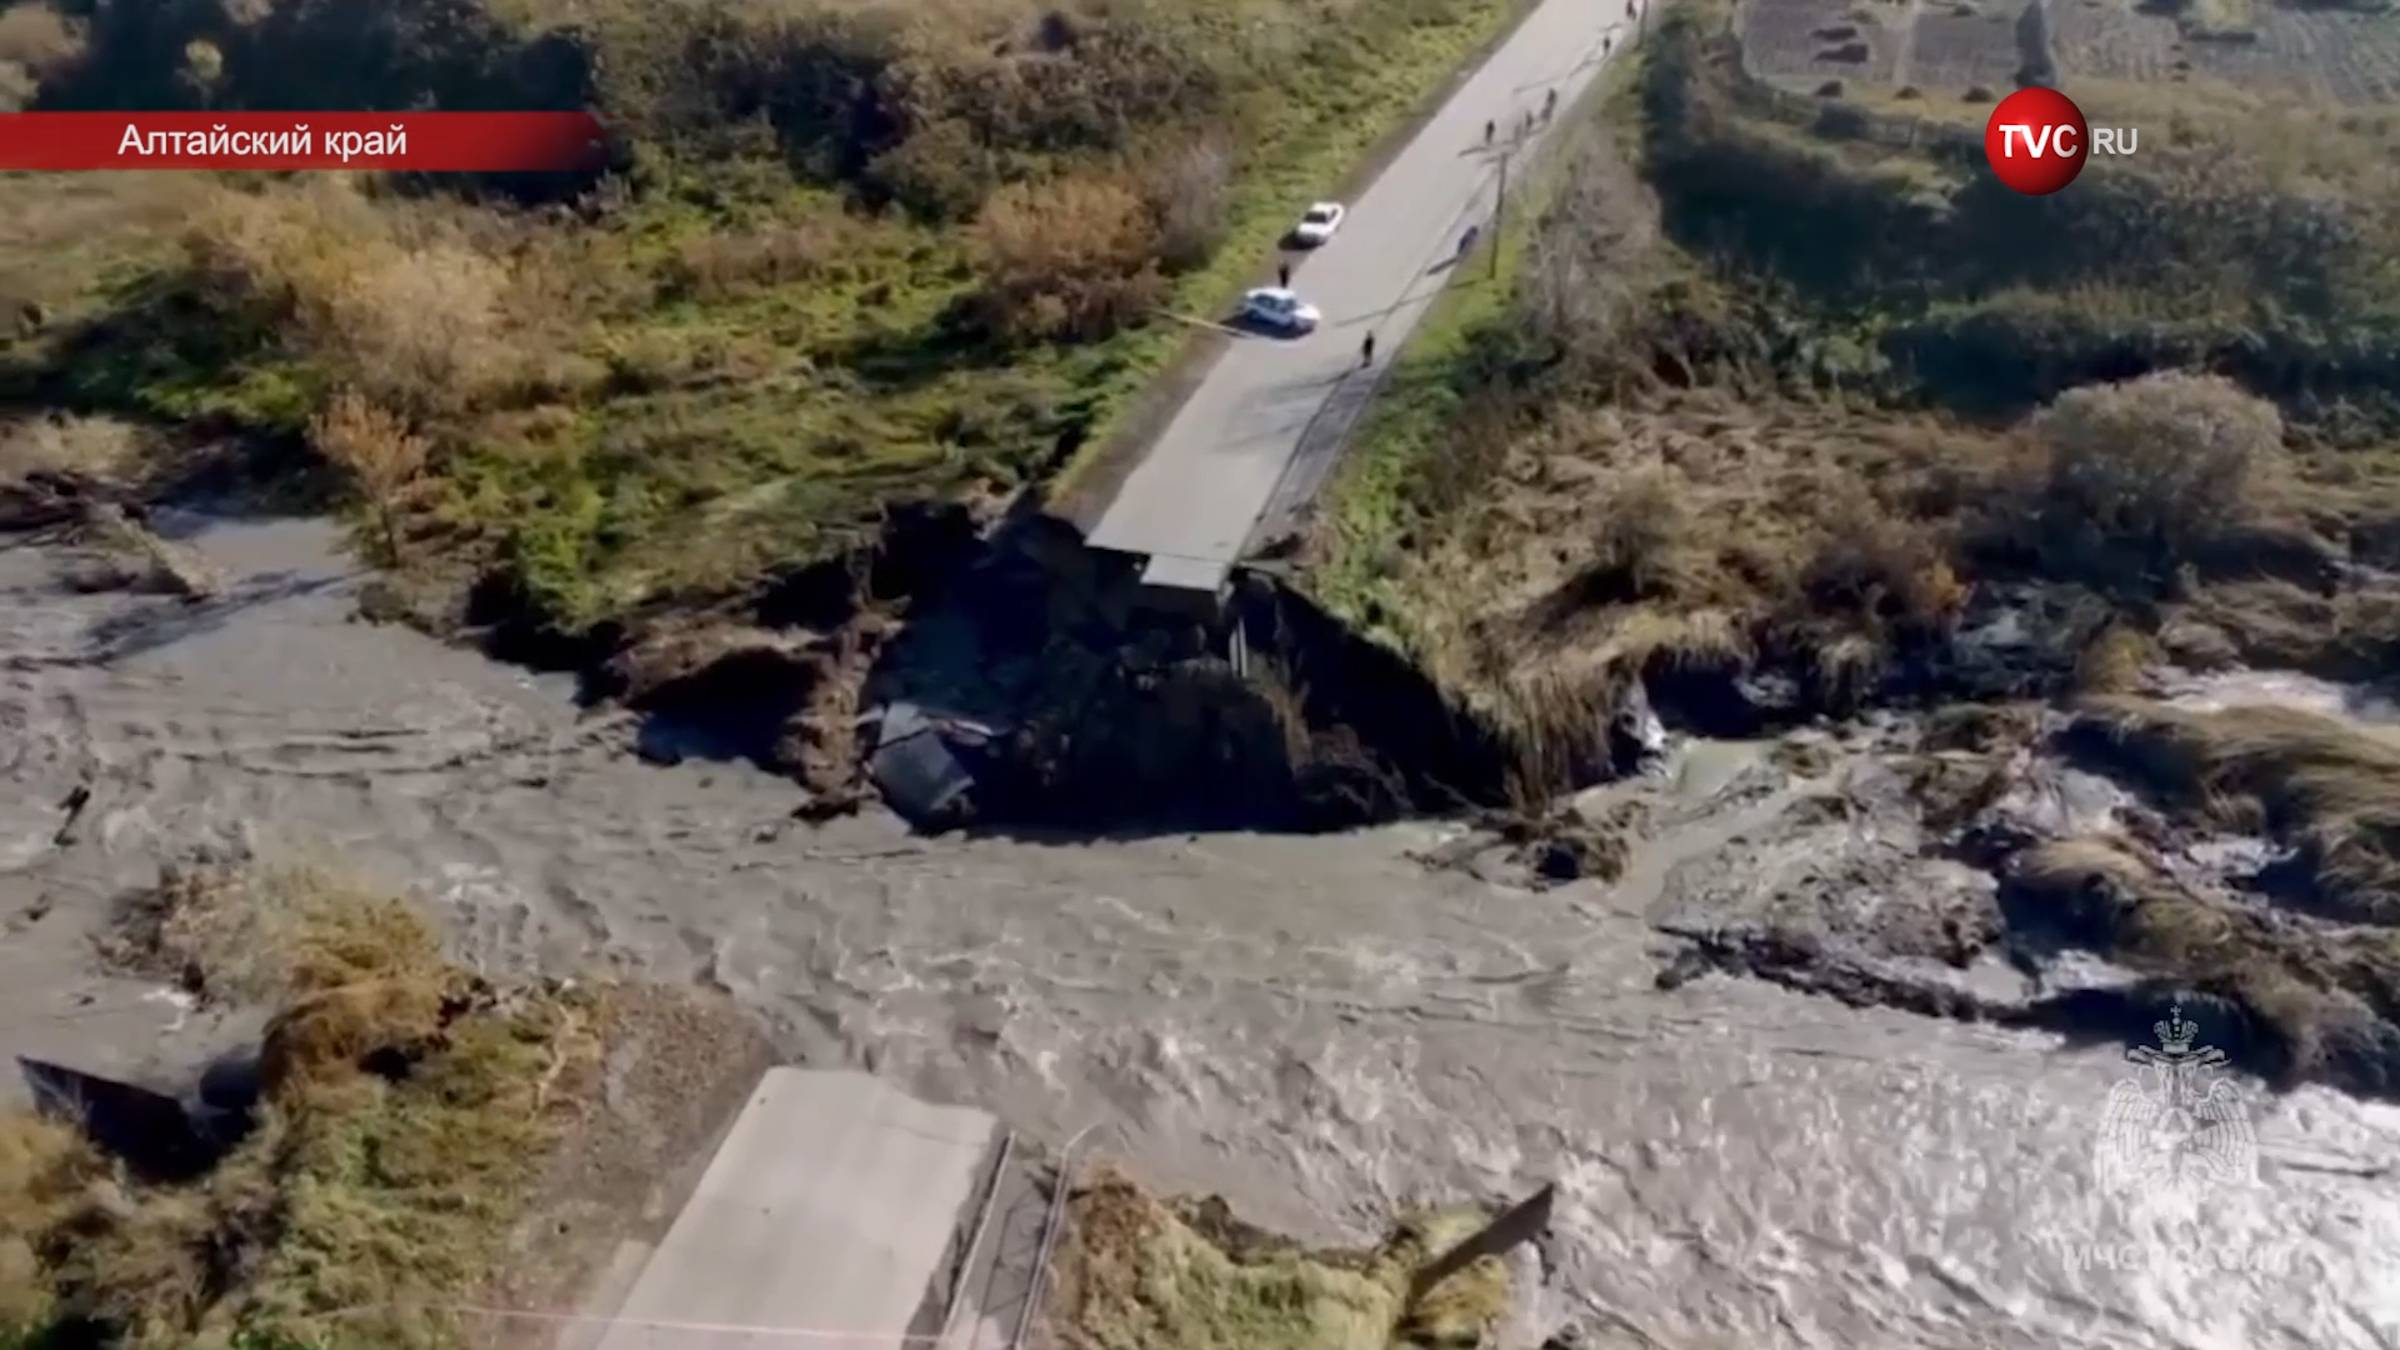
(2003, 835), (2400, 1092)
(2068, 699), (2400, 923)
(1049, 1169), (1513, 1350)
(3, 861), (760, 1350)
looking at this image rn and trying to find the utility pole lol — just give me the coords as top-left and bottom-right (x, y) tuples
(1490, 146), (1509, 282)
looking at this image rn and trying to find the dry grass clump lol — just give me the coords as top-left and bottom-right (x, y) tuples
(2071, 623), (2156, 694)
(1583, 466), (1699, 602)
(2073, 698), (2400, 922)
(11, 862), (602, 1348)
(109, 861), (445, 1006)
(0, 412), (144, 484)
(2177, 577), (2400, 680)
(0, 1115), (100, 1338)
(1050, 1169), (1511, 1350)
(2004, 836), (2384, 1082)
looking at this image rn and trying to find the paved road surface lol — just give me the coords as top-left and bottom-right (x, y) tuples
(1085, 0), (1635, 590)
(592, 1068), (999, 1350)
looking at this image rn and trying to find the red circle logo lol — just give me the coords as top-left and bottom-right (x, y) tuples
(1983, 87), (2088, 195)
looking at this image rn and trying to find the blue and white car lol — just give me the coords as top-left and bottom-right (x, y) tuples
(1240, 287), (1322, 334)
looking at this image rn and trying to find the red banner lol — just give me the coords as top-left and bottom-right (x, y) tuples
(0, 112), (606, 172)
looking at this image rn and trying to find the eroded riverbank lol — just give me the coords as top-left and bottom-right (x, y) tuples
(4, 514), (2398, 1348)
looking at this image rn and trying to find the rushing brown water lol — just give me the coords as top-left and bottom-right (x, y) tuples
(3, 514), (2394, 1348)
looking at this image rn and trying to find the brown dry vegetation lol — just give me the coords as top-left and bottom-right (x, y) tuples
(2071, 699), (2400, 921)
(1050, 1168), (1514, 1350)
(3, 862), (762, 1350)
(309, 391), (430, 565)
(0, 412), (145, 484)
(0, 2), (81, 111)
(2006, 835), (2400, 1088)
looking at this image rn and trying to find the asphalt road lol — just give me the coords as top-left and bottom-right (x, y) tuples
(1085, 0), (1636, 590)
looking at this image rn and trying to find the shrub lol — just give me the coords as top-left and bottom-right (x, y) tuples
(1142, 133), (1233, 273)
(2024, 370), (2285, 582)
(865, 117), (1000, 220)
(307, 243), (512, 419)
(970, 173), (1164, 341)
(311, 391), (429, 564)
(185, 184), (516, 420)
(0, 3), (81, 81)
(661, 218), (845, 299)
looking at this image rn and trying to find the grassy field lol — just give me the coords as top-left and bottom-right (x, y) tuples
(0, 0), (1524, 633)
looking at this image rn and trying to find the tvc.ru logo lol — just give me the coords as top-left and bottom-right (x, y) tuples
(1982, 87), (2138, 195)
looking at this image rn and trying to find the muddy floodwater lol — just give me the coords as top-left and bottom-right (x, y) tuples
(4, 515), (2397, 1348)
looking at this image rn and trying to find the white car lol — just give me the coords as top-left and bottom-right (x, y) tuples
(1291, 201), (1346, 246)
(1240, 286), (1321, 334)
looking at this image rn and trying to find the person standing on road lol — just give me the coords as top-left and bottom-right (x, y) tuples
(1361, 332), (1376, 367)
(1484, 119), (1495, 146)
(1544, 88), (1558, 121)
(1278, 260), (1291, 288)
(1604, 33), (1612, 55)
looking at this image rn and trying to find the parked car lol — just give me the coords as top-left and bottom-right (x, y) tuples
(1291, 201), (1346, 247)
(1240, 286), (1322, 334)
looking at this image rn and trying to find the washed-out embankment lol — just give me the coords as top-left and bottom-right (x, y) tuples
(8, 499), (2400, 1348)
(476, 492), (2400, 1109)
